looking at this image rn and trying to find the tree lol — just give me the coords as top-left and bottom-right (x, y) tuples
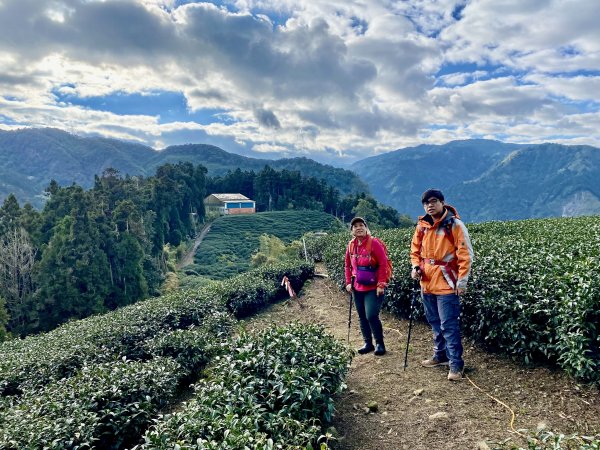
(352, 198), (379, 225)
(0, 296), (9, 342)
(250, 234), (301, 268)
(0, 228), (37, 335)
(35, 207), (111, 331)
(0, 194), (22, 238)
(105, 232), (148, 309)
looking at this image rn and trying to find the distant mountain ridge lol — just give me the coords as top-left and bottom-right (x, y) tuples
(0, 128), (368, 208)
(3, 128), (599, 221)
(352, 139), (600, 221)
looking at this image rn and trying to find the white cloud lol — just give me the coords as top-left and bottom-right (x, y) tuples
(0, 0), (598, 162)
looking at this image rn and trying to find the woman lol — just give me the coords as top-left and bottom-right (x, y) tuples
(344, 217), (389, 356)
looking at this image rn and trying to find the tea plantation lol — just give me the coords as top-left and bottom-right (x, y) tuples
(0, 259), (352, 449)
(320, 215), (600, 384)
(189, 210), (343, 279)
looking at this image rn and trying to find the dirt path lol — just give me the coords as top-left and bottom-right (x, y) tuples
(177, 224), (211, 269)
(244, 269), (600, 450)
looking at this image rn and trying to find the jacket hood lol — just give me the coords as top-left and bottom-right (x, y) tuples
(419, 204), (460, 227)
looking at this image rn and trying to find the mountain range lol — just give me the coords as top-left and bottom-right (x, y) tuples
(0, 128), (368, 208)
(352, 139), (600, 221)
(1, 128), (599, 222)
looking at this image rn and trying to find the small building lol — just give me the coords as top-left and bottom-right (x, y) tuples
(204, 193), (256, 215)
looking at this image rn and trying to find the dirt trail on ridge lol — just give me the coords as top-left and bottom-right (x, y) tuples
(177, 224), (211, 269)
(244, 267), (600, 450)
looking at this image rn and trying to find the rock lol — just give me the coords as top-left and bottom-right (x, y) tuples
(428, 412), (449, 420)
(367, 401), (379, 412)
(413, 388), (425, 396)
(476, 441), (491, 450)
(363, 407), (371, 414)
(537, 421), (547, 431)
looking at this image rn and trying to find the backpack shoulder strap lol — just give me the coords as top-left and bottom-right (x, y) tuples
(441, 218), (455, 246)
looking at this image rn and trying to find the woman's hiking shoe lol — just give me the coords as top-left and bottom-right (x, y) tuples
(447, 369), (464, 381)
(374, 343), (386, 356)
(421, 358), (449, 367)
(357, 343), (375, 354)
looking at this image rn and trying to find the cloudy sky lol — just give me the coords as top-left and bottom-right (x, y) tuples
(0, 0), (599, 164)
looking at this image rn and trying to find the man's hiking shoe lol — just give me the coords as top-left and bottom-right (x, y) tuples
(374, 343), (386, 356)
(357, 343), (375, 354)
(421, 358), (449, 368)
(447, 369), (464, 381)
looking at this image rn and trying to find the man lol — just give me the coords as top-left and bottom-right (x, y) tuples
(410, 189), (473, 381)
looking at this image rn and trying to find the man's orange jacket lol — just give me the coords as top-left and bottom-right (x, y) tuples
(410, 205), (473, 295)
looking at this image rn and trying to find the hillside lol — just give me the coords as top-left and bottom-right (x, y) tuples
(0, 128), (154, 207)
(449, 143), (600, 221)
(187, 210), (343, 279)
(351, 140), (520, 219)
(0, 128), (368, 208)
(352, 139), (600, 222)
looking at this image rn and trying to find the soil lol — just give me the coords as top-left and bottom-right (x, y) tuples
(244, 266), (600, 450)
(177, 224), (211, 269)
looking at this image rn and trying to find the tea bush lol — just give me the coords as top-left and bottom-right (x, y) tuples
(142, 320), (229, 378)
(0, 254), (327, 449)
(218, 260), (314, 318)
(322, 217), (600, 383)
(136, 323), (352, 449)
(0, 357), (180, 450)
(491, 429), (600, 449)
(300, 232), (330, 262)
(0, 289), (230, 397)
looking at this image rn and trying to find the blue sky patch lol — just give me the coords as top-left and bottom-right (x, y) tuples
(0, 114), (17, 125)
(451, 3), (466, 20)
(350, 16), (368, 35)
(436, 62), (503, 77)
(559, 45), (581, 57)
(51, 88), (226, 125)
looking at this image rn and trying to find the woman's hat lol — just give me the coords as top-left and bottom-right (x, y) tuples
(350, 216), (367, 227)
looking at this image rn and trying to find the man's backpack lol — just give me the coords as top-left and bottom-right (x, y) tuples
(349, 236), (393, 283)
(417, 217), (455, 247)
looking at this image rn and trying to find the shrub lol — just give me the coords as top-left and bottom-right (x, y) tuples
(136, 323), (352, 449)
(0, 288), (230, 396)
(0, 357), (180, 450)
(491, 429), (600, 449)
(217, 260), (314, 318)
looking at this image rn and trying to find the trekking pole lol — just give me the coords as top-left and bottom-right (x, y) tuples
(403, 277), (420, 370)
(347, 276), (355, 344)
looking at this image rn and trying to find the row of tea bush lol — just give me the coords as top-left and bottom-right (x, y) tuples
(0, 260), (322, 449)
(319, 216), (599, 384)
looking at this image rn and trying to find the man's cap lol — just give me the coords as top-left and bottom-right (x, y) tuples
(421, 188), (445, 204)
(350, 216), (367, 227)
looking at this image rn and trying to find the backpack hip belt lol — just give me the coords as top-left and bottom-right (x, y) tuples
(423, 258), (450, 266)
(421, 257), (458, 287)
